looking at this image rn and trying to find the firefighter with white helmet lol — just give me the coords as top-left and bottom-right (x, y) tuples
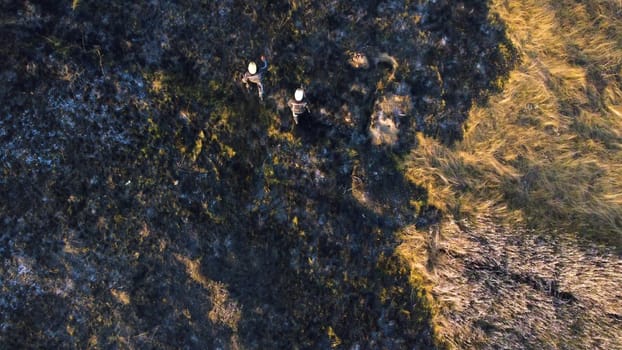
(241, 55), (268, 100)
(287, 87), (310, 125)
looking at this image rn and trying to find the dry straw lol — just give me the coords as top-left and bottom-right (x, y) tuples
(400, 0), (622, 348)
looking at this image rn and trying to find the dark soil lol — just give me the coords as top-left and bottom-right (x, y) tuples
(0, 1), (515, 348)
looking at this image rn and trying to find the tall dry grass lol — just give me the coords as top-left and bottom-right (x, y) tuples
(400, 0), (622, 348)
(405, 0), (622, 249)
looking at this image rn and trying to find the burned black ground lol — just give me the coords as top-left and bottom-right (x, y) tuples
(1, 1), (514, 348)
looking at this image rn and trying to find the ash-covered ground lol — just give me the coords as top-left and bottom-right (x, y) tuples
(0, 1), (514, 348)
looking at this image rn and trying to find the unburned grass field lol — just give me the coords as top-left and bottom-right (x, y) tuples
(399, 0), (622, 348)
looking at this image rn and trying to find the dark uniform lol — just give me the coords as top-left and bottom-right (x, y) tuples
(287, 99), (309, 124)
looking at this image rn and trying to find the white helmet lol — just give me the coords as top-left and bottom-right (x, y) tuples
(295, 88), (304, 102)
(248, 61), (257, 75)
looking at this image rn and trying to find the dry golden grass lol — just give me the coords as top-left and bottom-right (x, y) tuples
(400, 0), (622, 348)
(405, 0), (622, 248)
(175, 255), (241, 330)
(110, 289), (131, 305)
(398, 217), (622, 349)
